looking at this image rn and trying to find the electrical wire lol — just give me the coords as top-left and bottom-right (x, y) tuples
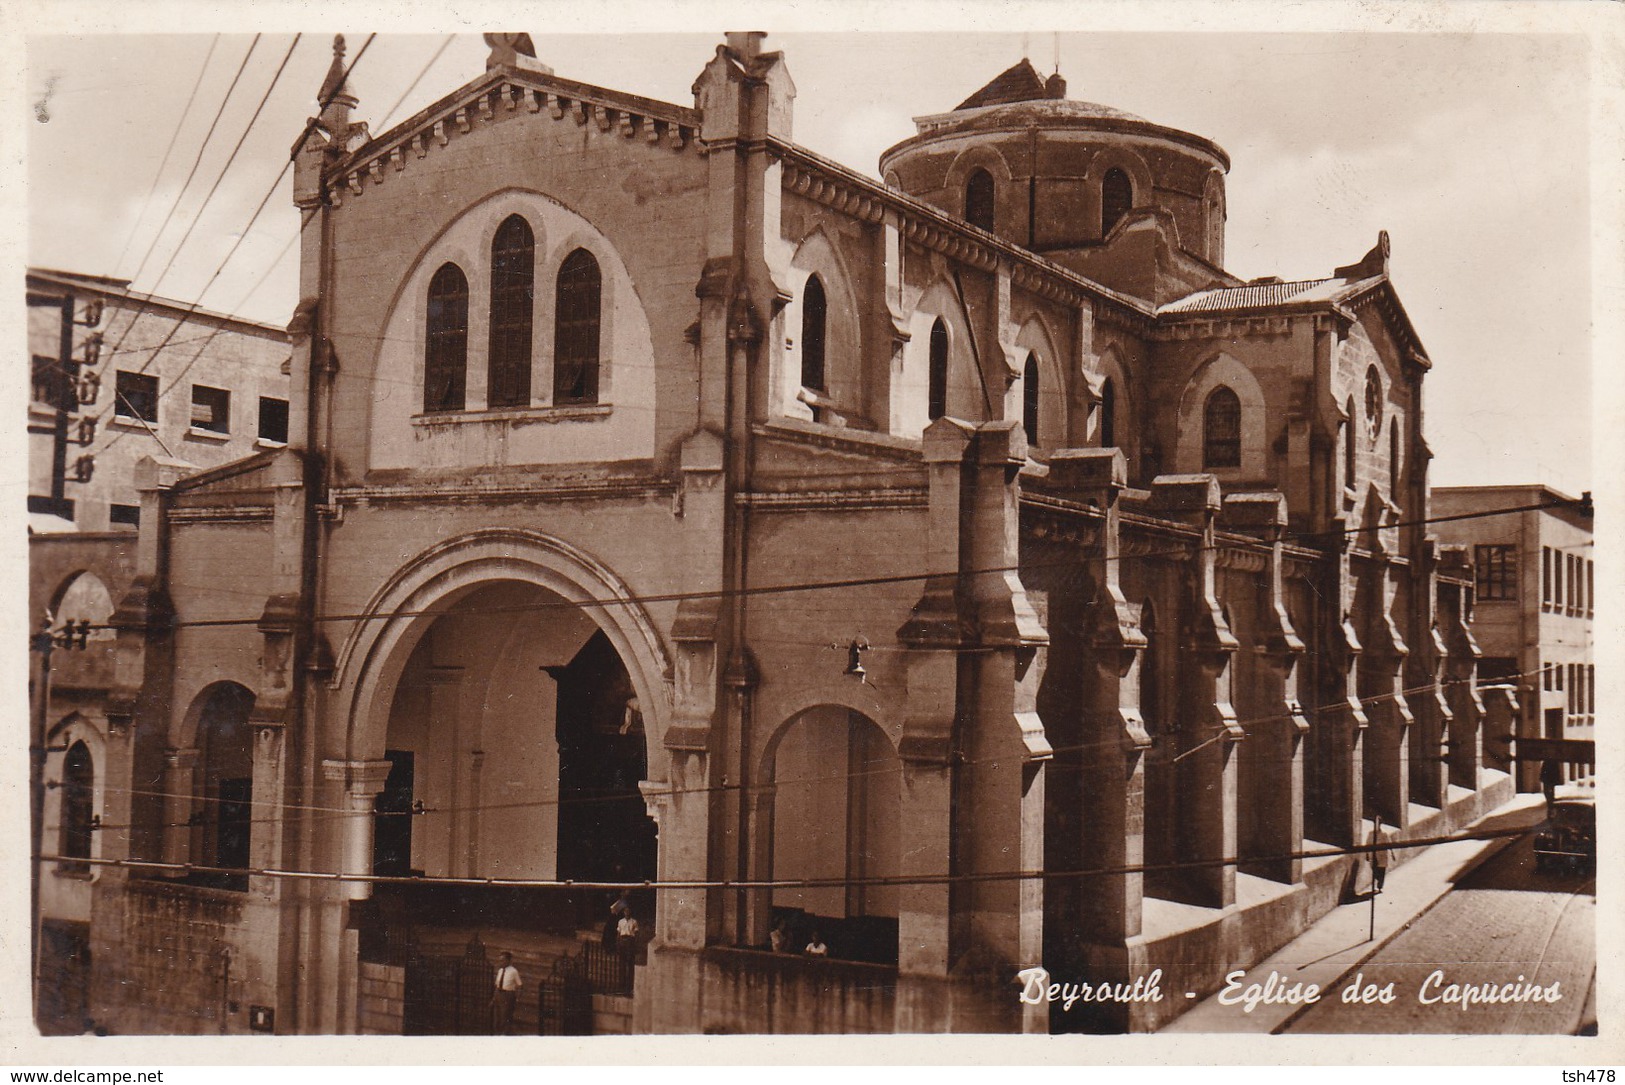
(47, 664), (1548, 835)
(76, 494), (1583, 635)
(33, 821), (1542, 893)
(111, 35), (223, 278)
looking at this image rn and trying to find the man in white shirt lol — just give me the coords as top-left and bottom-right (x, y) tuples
(491, 951), (522, 1034)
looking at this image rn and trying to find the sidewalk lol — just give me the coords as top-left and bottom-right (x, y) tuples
(1161, 792), (1548, 1033)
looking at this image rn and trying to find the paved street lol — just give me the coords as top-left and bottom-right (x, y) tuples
(1286, 822), (1594, 1034)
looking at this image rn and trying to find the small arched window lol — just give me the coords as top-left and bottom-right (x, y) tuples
(487, 215), (535, 409)
(60, 741), (94, 872)
(1022, 353), (1041, 447)
(1102, 168), (1133, 236)
(801, 275), (827, 392)
(424, 263), (469, 412)
(965, 169), (995, 232)
(928, 318), (949, 421)
(1100, 377), (1117, 449)
(1202, 385), (1242, 469)
(198, 683), (255, 891)
(554, 249), (602, 405)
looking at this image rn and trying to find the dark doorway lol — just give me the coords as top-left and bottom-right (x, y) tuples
(216, 777), (252, 883)
(551, 631), (656, 885)
(374, 750), (416, 877)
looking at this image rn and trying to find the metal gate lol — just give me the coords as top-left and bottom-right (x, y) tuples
(403, 937), (492, 1035)
(537, 955), (594, 1035)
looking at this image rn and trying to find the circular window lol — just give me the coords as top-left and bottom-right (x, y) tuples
(1364, 366), (1383, 440)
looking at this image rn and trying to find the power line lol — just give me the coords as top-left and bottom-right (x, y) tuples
(111, 35), (223, 277)
(33, 821), (1541, 894)
(89, 494), (1581, 634)
(125, 36), (263, 288)
(51, 664), (1545, 835)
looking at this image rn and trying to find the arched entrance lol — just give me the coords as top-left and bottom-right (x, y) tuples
(372, 579), (657, 888)
(765, 706), (901, 964)
(360, 576), (659, 1034)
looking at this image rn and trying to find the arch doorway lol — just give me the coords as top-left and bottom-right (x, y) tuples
(371, 580), (656, 934)
(766, 706), (900, 963)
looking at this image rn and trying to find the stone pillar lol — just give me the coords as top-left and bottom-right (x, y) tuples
(1406, 542), (1450, 810)
(1437, 548), (1483, 791)
(161, 747), (200, 866)
(1222, 493), (1308, 885)
(1311, 532), (1368, 848)
(895, 418), (1048, 1033)
(1149, 475), (1241, 909)
(1048, 450), (1148, 944)
(1358, 560), (1412, 829)
(249, 725), (287, 898)
(741, 784), (775, 949)
(321, 760), (392, 900)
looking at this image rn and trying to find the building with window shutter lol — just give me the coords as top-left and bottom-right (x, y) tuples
(39, 34), (1523, 1036)
(1431, 484), (1595, 790)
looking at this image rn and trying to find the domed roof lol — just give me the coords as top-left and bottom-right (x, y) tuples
(883, 58), (1227, 171)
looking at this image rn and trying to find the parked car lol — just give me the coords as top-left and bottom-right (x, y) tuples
(1533, 796), (1595, 873)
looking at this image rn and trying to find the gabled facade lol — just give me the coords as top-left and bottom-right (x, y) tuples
(55, 32), (1514, 1037)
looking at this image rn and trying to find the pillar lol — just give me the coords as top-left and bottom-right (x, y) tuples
(161, 748), (200, 866)
(1437, 548), (1483, 791)
(1358, 559), (1412, 829)
(1148, 475), (1241, 909)
(1222, 493), (1308, 885)
(1405, 541), (1450, 810)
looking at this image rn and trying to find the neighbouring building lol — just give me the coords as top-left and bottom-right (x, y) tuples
(34, 33), (1520, 1037)
(26, 269), (290, 1033)
(1431, 485), (1595, 788)
(27, 267), (292, 534)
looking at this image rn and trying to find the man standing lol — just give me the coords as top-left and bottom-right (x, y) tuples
(491, 951), (522, 1035)
(1370, 814), (1391, 894)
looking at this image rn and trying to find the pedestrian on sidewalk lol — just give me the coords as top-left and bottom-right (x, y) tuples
(1370, 814), (1391, 894)
(490, 951), (522, 1035)
(1541, 758), (1563, 816)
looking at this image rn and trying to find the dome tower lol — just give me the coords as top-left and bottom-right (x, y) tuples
(880, 59), (1232, 303)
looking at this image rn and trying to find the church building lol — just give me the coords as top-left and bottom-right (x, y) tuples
(48, 32), (1513, 1035)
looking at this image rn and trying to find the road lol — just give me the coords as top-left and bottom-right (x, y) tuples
(1285, 826), (1595, 1034)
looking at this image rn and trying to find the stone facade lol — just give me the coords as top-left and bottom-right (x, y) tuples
(37, 34), (1516, 1036)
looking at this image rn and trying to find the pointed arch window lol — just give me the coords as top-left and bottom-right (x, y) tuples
(1202, 385), (1242, 469)
(1389, 423), (1401, 494)
(60, 741), (94, 873)
(487, 215), (534, 408)
(928, 318), (949, 421)
(554, 249), (602, 405)
(424, 263), (469, 412)
(1022, 352), (1041, 447)
(1100, 377), (1117, 449)
(801, 275), (827, 392)
(965, 169), (995, 232)
(1102, 168), (1133, 236)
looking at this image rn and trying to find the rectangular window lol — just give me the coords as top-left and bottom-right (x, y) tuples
(1541, 547), (1553, 610)
(1552, 549), (1563, 612)
(1588, 664), (1595, 714)
(258, 396), (289, 444)
(1473, 544), (1516, 601)
(109, 503), (141, 528)
(1543, 664), (1553, 692)
(114, 370), (159, 425)
(1587, 560), (1594, 618)
(191, 385), (230, 434)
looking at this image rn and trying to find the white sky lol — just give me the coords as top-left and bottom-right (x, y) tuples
(21, 8), (1610, 497)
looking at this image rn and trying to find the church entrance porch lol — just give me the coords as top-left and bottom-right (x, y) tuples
(349, 577), (659, 1034)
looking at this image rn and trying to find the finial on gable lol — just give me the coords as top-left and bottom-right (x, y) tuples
(319, 35), (357, 109)
(1334, 230), (1392, 280)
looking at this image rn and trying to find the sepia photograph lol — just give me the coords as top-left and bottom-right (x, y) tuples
(12, 1), (1614, 1062)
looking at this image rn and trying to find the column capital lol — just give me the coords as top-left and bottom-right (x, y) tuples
(322, 758), (393, 796)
